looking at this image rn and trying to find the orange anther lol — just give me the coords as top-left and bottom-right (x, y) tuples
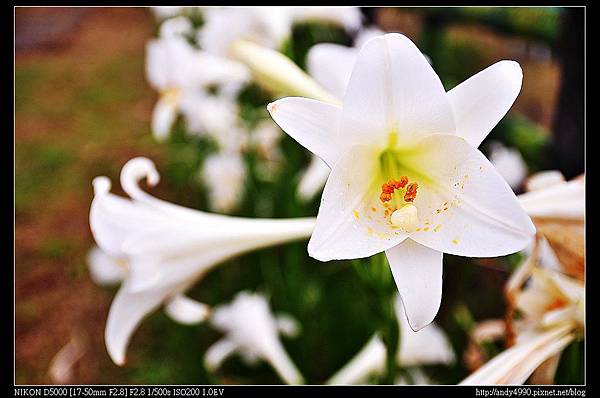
(381, 183), (395, 194)
(391, 176), (408, 189)
(404, 182), (418, 202)
(380, 192), (392, 202)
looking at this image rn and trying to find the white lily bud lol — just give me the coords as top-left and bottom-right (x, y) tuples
(231, 40), (340, 105)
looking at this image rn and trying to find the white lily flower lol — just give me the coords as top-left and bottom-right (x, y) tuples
(89, 157), (315, 365)
(178, 92), (244, 142)
(290, 7), (363, 32)
(463, 235), (584, 385)
(462, 270), (583, 385)
(268, 33), (535, 331)
(460, 324), (574, 385)
(151, 7), (191, 21)
(297, 27), (425, 201)
(158, 15), (193, 39)
(518, 172), (584, 280)
(198, 7), (362, 60)
(146, 36), (249, 141)
(205, 291), (304, 384)
(200, 152), (247, 213)
(198, 7), (292, 59)
(327, 295), (455, 384)
(514, 267), (584, 332)
(487, 141), (528, 190)
(518, 172), (585, 220)
(524, 170), (565, 192)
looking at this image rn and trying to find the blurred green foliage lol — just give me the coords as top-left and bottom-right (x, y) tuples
(413, 7), (561, 44)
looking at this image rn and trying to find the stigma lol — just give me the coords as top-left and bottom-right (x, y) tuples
(390, 204), (419, 232)
(378, 176), (420, 232)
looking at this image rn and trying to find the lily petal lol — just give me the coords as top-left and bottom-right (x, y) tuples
(267, 97), (341, 167)
(151, 96), (178, 142)
(164, 294), (211, 325)
(518, 177), (585, 220)
(87, 246), (127, 286)
(326, 335), (386, 385)
(447, 60), (523, 148)
(308, 145), (409, 261)
(386, 240), (443, 331)
(460, 326), (574, 385)
(307, 43), (357, 100)
(296, 156), (331, 201)
(204, 338), (239, 371)
(341, 33), (455, 148)
(105, 279), (170, 365)
(405, 134), (535, 257)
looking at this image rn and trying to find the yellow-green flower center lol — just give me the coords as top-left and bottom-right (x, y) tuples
(377, 133), (421, 232)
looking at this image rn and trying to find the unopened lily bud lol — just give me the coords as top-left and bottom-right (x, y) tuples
(231, 40), (340, 105)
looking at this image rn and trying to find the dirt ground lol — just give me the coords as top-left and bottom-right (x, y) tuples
(15, 7), (163, 384)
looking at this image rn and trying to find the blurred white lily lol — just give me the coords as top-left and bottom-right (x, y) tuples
(487, 141), (528, 190)
(198, 7), (362, 59)
(151, 7), (195, 21)
(518, 171), (585, 280)
(178, 92), (246, 147)
(145, 35), (249, 141)
(460, 324), (575, 385)
(518, 171), (585, 221)
(158, 15), (194, 39)
(307, 27), (385, 100)
(249, 120), (283, 161)
(200, 151), (247, 213)
(461, 263), (583, 385)
(327, 295), (454, 384)
(205, 291), (304, 384)
(269, 33), (535, 330)
(89, 157), (315, 365)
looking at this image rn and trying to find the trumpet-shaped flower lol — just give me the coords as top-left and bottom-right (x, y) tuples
(327, 295), (454, 384)
(145, 35), (249, 141)
(89, 157), (315, 365)
(268, 33), (535, 331)
(205, 291), (304, 384)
